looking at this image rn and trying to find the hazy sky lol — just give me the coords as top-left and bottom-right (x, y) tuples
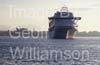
(0, 0), (100, 31)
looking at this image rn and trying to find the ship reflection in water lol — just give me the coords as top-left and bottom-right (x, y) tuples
(48, 6), (81, 39)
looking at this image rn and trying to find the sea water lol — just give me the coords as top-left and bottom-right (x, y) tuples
(0, 37), (100, 65)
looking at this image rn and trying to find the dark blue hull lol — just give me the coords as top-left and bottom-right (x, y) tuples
(48, 26), (76, 39)
(48, 7), (81, 39)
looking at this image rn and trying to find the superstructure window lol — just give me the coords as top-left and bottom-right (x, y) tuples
(60, 12), (69, 17)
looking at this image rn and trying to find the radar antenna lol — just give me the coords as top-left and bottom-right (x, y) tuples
(60, 6), (68, 12)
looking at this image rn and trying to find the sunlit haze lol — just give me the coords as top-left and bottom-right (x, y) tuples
(0, 0), (100, 32)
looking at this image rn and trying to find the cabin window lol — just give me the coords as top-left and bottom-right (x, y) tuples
(60, 12), (69, 17)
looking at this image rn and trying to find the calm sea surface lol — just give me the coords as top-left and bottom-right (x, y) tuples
(0, 37), (100, 65)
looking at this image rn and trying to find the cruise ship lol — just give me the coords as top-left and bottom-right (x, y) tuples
(48, 7), (81, 39)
